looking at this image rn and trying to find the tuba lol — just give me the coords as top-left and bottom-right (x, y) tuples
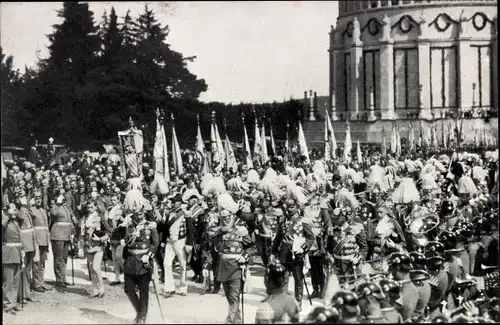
(407, 213), (440, 249)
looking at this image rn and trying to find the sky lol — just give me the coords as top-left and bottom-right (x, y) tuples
(0, 1), (338, 104)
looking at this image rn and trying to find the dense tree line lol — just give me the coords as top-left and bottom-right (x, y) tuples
(1, 2), (304, 150)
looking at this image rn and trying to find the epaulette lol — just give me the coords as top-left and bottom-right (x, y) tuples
(235, 225), (248, 237)
(147, 221), (157, 229)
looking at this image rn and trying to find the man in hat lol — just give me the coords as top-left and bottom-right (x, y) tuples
(108, 194), (125, 285)
(271, 197), (315, 310)
(254, 260), (300, 324)
(49, 194), (77, 287)
(379, 278), (404, 323)
(409, 251), (431, 321)
(356, 281), (387, 323)
(121, 193), (159, 324)
(183, 189), (205, 283)
(387, 252), (419, 322)
(330, 291), (361, 323)
(30, 191), (51, 292)
(424, 243), (449, 318)
(161, 193), (194, 298)
(3, 203), (23, 313)
(211, 198), (256, 324)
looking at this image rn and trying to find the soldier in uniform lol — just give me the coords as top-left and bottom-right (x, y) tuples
(424, 242), (449, 318)
(30, 191), (51, 292)
(409, 251), (431, 321)
(356, 282), (387, 323)
(254, 260), (301, 324)
(49, 194), (77, 287)
(16, 192), (39, 303)
(121, 190), (159, 324)
(271, 195), (315, 310)
(330, 291), (361, 324)
(387, 252), (418, 322)
(304, 192), (332, 299)
(2, 203), (23, 313)
(255, 194), (281, 267)
(211, 193), (256, 324)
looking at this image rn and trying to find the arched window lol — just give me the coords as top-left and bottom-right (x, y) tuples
(430, 47), (458, 109)
(394, 48), (419, 109)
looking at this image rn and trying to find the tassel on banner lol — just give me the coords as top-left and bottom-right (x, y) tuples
(171, 113), (184, 175)
(195, 114), (205, 164)
(356, 138), (362, 164)
(242, 114), (253, 169)
(343, 120), (352, 164)
(408, 124), (415, 153)
(381, 127), (387, 157)
(269, 118), (276, 156)
(298, 120), (310, 164)
(153, 108), (170, 184)
(325, 110), (337, 160)
(253, 108), (262, 165)
(261, 122), (269, 164)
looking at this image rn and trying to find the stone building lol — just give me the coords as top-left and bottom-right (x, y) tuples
(303, 0), (498, 144)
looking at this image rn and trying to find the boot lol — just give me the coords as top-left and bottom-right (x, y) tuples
(211, 281), (221, 294)
(311, 289), (320, 299)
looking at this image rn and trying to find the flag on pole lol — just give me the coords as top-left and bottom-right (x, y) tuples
(343, 120), (352, 163)
(1, 155), (6, 187)
(215, 123), (226, 168)
(253, 118), (262, 164)
(269, 120), (276, 156)
(447, 121), (454, 148)
(224, 134), (238, 172)
(325, 110), (337, 160)
(210, 113), (224, 172)
(195, 115), (205, 163)
(356, 138), (362, 163)
(284, 122), (290, 164)
(381, 127), (387, 156)
(242, 117), (253, 168)
(408, 124), (415, 153)
(324, 113), (330, 162)
(431, 122), (438, 148)
(153, 112), (170, 183)
(171, 115), (184, 175)
(441, 119), (446, 149)
(298, 121), (310, 164)
(390, 123), (397, 154)
(396, 126), (402, 156)
(261, 123), (269, 164)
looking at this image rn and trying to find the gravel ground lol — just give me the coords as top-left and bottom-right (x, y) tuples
(3, 256), (322, 324)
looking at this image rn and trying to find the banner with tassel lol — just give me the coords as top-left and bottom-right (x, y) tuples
(431, 121), (438, 148)
(343, 120), (352, 163)
(153, 109), (170, 183)
(210, 111), (224, 172)
(284, 121), (291, 165)
(253, 110), (262, 165)
(324, 113), (330, 162)
(356, 138), (362, 164)
(325, 110), (337, 160)
(261, 122), (269, 164)
(391, 123), (397, 154)
(215, 122), (226, 169)
(396, 126), (402, 156)
(224, 132), (238, 173)
(381, 127), (387, 156)
(171, 113), (184, 175)
(408, 124), (415, 153)
(195, 115), (205, 164)
(298, 120), (310, 164)
(269, 118), (276, 156)
(242, 114), (253, 168)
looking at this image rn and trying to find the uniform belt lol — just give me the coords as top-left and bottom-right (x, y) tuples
(4, 243), (22, 247)
(220, 253), (242, 259)
(129, 248), (149, 255)
(55, 222), (71, 225)
(33, 226), (49, 230)
(20, 228), (34, 233)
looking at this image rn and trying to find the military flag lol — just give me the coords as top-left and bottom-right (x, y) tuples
(171, 114), (184, 175)
(298, 120), (310, 164)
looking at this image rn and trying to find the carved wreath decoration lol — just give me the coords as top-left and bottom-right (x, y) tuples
(344, 21), (354, 38)
(391, 15), (419, 34)
(471, 12), (493, 31)
(429, 13), (459, 33)
(361, 18), (384, 36)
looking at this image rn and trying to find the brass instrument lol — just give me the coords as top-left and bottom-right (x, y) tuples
(481, 264), (499, 271)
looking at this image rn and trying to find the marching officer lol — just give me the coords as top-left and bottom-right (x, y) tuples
(330, 291), (361, 324)
(409, 251), (431, 320)
(255, 194), (281, 267)
(30, 191), (51, 292)
(199, 194), (221, 294)
(378, 279), (404, 323)
(121, 190), (159, 324)
(254, 260), (301, 324)
(356, 282), (387, 323)
(2, 204), (23, 313)
(271, 195), (315, 310)
(211, 193), (256, 324)
(304, 192), (332, 299)
(424, 242), (450, 318)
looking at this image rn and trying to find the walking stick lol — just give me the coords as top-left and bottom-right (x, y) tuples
(69, 243), (75, 285)
(299, 255), (313, 306)
(149, 261), (165, 323)
(240, 265), (247, 324)
(21, 252), (25, 309)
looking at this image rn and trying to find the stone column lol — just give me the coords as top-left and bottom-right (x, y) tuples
(457, 11), (474, 115)
(418, 11), (432, 120)
(368, 88), (377, 121)
(331, 92), (337, 121)
(380, 15), (395, 120)
(350, 17), (363, 119)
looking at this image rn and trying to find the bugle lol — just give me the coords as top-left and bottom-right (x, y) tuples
(481, 264), (499, 271)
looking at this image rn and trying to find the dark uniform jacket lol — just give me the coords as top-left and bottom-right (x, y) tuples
(19, 206), (37, 253)
(49, 204), (77, 241)
(122, 218), (159, 276)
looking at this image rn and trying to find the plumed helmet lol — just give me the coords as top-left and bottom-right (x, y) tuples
(378, 279), (401, 300)
(356, 282), (386, 300)
(388, 252), (413, 271)
(439, 200), (455, 218)
(227, 177), (249, 193)
(217, 192), (239, 214)
(246, 169), (260, 185)
(425, 241), (445, 255)
(306, 306), (340, 324)
(454, 221), (473, 241)
(472, 215), (490, 236)
(265, 260), (287, 288)
(330, 291), (359, 314)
